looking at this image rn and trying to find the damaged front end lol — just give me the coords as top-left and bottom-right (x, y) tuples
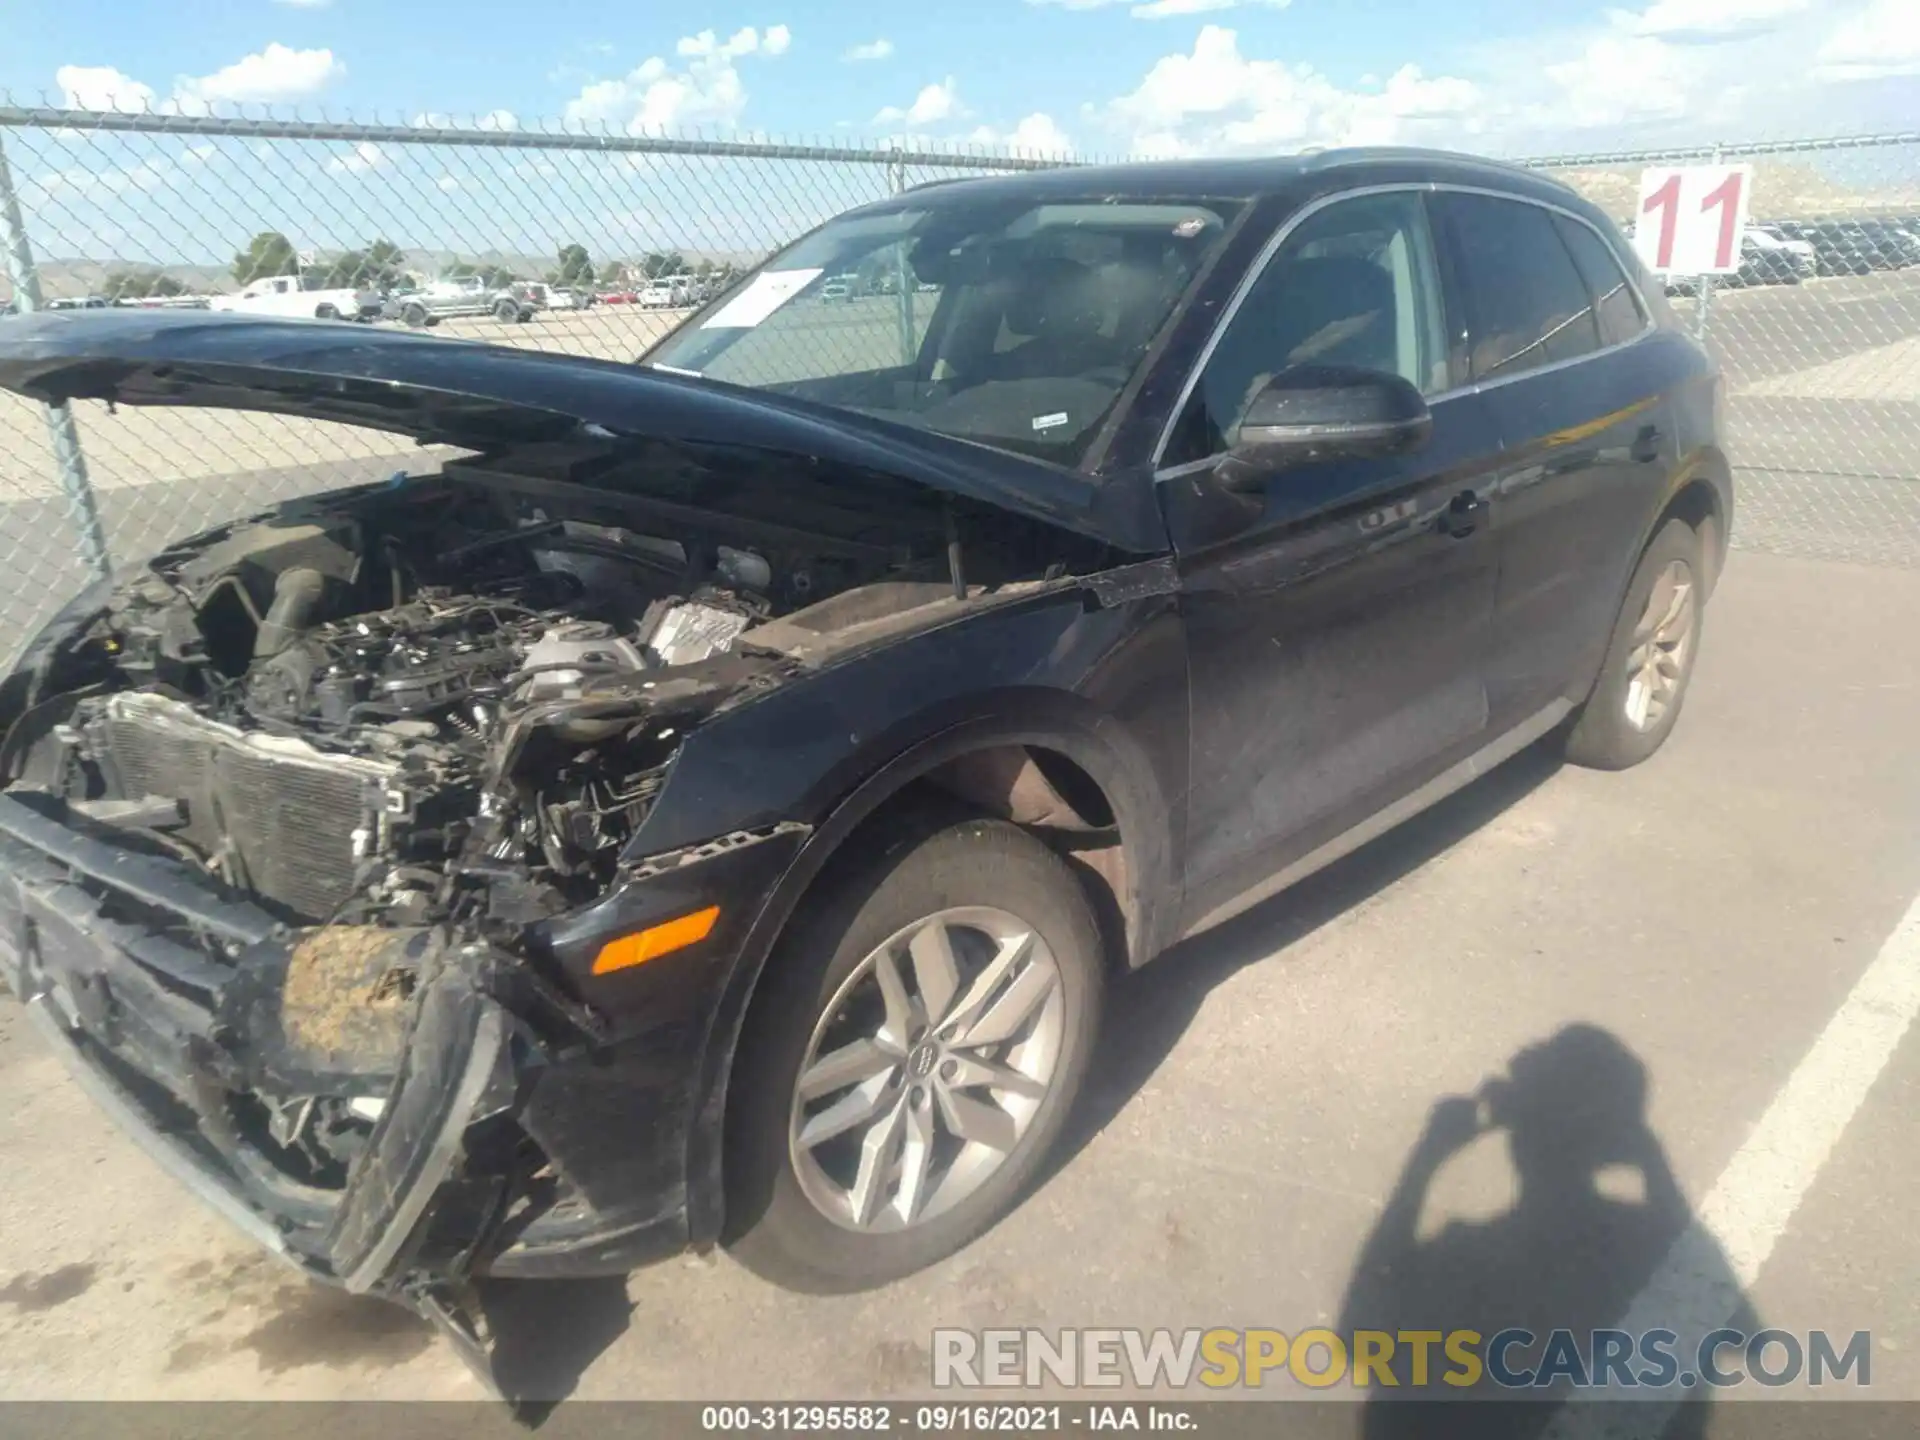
(0, 430), (1105, 1379)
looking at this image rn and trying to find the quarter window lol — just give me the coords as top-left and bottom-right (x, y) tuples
(1439, 193), (1603, 381)
(1163, 191), (1449, 465)
(1553, 214), (1649, 349)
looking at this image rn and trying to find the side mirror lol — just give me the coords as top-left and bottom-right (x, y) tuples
(1217, 365), (1433, 490)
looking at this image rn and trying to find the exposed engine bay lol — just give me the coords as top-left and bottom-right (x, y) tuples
(9, 454), (1092, 935)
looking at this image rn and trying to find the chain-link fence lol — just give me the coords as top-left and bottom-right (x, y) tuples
(1524, 134), (1920, 571)
(2, 107), (1917, 666)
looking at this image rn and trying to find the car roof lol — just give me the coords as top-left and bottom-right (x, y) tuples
(891, 147), (1581, 209)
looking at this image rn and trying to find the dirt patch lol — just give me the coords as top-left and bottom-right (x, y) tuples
(280, 926), (418, 1064)
(237, 1285), (434, 1374)
(164, 1336), (225, 1374)
(0, 1262), (96, 1311)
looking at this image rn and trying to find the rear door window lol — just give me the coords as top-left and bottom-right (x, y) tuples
(1553, 215), (1649, 348)
(1437, 194), (1603, 381)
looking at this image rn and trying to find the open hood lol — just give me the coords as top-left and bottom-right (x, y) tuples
(0, 310), (1167, 554)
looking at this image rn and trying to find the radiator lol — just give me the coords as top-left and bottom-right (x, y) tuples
(94, 693), (397, 921)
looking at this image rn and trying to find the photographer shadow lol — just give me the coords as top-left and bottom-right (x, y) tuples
(1336, 1024), (1759, 1440)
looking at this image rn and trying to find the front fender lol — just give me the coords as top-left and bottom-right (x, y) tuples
(632, 583), (1191, 1246)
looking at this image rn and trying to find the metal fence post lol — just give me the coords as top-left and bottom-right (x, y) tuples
(1694, 145), (1724, 347)
(0, 127), (111, 582)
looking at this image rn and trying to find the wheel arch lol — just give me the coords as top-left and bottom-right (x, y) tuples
(1661, 448), (1733, 598)
(681, 692), (1178, 1247)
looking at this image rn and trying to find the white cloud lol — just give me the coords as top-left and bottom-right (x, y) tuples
(35, 156), (174, 194)
(1813, 0), (1920, 80)
(875, 77), (964, 126)
(844, 38), (895, 62)
(969, 112), (1075, 155)
(56, 65), (157, 112)
(1618, 0), (1811, 40)
(1027, 0), (1293, 13)
(1544, 31), (1692, 125)
(436, 175), (462, 191)
(564, 25), (791, 132)
(56, 45), (343, 120)
(272, 0), (334, 7)
(1105, 27), (1480, 154)
(325, 140), (385, 174)
(1131, 0), (1290, 17)
(175, 44), (344, 108)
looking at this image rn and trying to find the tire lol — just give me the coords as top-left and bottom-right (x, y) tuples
(723, 815), (1105, 1293)
(1562, 518), (1706, 771)
(402, 303), (429, 328)
(493, 299), (520, 323)
(314, 303), (339, 320)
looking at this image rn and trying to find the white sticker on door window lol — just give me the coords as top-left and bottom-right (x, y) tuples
(1031, 411), (1070, 432)
(700, 269), (824, 329)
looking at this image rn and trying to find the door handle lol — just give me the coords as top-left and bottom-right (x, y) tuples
(1438, 490), (1487, 539)
(1631, 424), (1664, 464)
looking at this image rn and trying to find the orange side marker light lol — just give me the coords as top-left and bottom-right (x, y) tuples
(591, 905), (721, 975)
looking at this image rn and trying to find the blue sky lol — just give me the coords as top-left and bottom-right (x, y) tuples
(5, 0), (1916, 156)
(1, 1), (1914, 271)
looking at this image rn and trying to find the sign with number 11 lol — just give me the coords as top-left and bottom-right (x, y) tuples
(1633, 165), (1753, 276)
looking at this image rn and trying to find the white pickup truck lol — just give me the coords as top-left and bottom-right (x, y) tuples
(209, 275), (381, 322)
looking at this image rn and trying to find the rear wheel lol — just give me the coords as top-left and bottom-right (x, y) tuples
(314, 303), (340, 320)
(724, 816), (1104, 1292)
(402, 303), (429, 328)
(1563, 518), (1705, 770)
(493, 298), (519, 322)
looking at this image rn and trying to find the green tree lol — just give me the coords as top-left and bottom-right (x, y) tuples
(321, 238), (407, 291)
(102, 269), (187, 301)
(640, 250), (685, 279)
(598, 259), (628, 285)
(555, 243), (595, 287)
(232, 231), (299, 286)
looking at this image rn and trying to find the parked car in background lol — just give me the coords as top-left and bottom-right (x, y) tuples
(511, 281), (551, 313)
(1773, 218), (1920, 275)
(210, 275), (381, 322)
(637, 277), (684, 309)
(46, 296), (112, 310)
(544, 286), (593, 311)
(1724, 227), (1817, 287)
(116, 294), (211, 310)
(0, 151), (1730, 1383)
(599, 286), (637, 305)
(387, 277), (536, 327)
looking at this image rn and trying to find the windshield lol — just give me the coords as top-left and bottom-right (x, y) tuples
(645, 197), (1239, 465)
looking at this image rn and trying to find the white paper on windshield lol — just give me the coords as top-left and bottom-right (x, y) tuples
(700, 269), (823, 329)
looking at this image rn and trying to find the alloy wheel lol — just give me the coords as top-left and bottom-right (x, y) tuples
(1623, 558), (1695, 732)
(788, 906), (1065, 1233)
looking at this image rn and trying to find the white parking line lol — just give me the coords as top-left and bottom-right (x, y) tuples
(1547, 885), (1920, 1435)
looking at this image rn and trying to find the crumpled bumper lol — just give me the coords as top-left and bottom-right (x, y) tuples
(0, 791), (529, 1321)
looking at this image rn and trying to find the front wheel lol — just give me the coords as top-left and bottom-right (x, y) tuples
(1562, 518), (1706, 770)
(402, 303), (429, 328)
(724, 816), (1104, 1292)
(493, 298), (519, 322)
